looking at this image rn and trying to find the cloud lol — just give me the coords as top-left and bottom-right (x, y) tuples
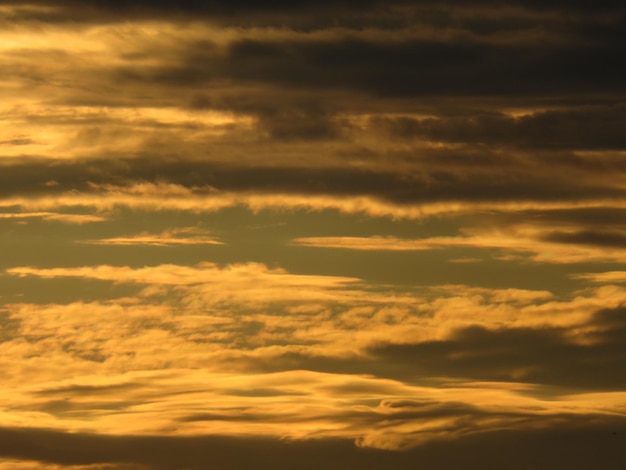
(0, 462), (141, 470)
(0, 410), (623, 469)
(0, 7), (624, 226)
(373, 105), (626, 150)
(573, 271), (626, 283)
(5, 263), (626, 348)
(1, 1), (626, 467)
(82, 227), (222, 246)
(0, 416), (620, 470)
(367, 305), (626, 390)
(6, 262), (359, 289)
(4, 265), (626, 375)
(0, 212), (105, 223)
(293, 235), (449, 251)
(448, 257), (482, 264)
(2, 364), (625, 450)
(293, 223), (626, 263)
(5, 176), (626, 228)
(3, 0), (623, 31)
(2, 258), (626, 462)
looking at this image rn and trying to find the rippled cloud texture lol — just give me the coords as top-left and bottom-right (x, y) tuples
(1, 1), (625, 468)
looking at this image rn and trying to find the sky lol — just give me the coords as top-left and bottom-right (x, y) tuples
(1, 1), (625, 468)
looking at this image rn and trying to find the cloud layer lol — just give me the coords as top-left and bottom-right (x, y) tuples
(2, 0), (626, 468)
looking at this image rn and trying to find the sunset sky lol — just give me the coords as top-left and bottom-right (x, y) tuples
(1, 1), (626, 468)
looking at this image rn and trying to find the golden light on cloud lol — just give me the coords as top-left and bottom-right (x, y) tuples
(2, 366), (624, 449)
(2, 1), (626, 468)
(6, 184), (626, 223)
(0, 212), (106, 223)
(293, 227), (626, 263)
(83, 227), (223, 246)
(572, 271), (626, 283)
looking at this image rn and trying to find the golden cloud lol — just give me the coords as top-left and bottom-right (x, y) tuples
(83, 227), (223, 246)
(292, 225), (626, 263)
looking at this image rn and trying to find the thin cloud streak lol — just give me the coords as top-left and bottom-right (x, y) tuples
(292, 228), (626, 263)
(0, 212), (106, 223)
(572, 271), (626, 283)
(83, 228), (223, 246)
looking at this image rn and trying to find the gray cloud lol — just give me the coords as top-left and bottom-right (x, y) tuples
(3, 1), (625, 22)
(374, 105), (626, 150)
(2, 153), (625, 205)
(0, 420), (624, 470)
(541, 230), (626, 248)
(118, 35), (626, 100)
(212, 305), (626, 391)
(368, 306), (626, 390)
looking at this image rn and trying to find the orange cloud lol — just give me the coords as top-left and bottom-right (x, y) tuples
(572, 271), (626, 283)
(292, 225), (626, 263)
(1, 271), (625, 451)
(83, 227), (223, 246)
(8, 263), (626, 352)
(0, 212), (105, 223)
(5, 183), (626, 221)
(6, 262), (359, 288)
(1, 365), (624, 450)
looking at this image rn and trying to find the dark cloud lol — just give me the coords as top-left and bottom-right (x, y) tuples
(3, 0), (625, 17)
(369, 306), (626, 390)
(5, 0), (625, 146)
(541, 230), (626, 248)
(510, 207), (626, 231)
(2, 154), (625, 205)
(248, 104), (346, 141)
(33, 382), (140, 397)
(0, 420), (625, 470)
(123, 36), (626, 99)
(215, 307), (626, 391)
(0, 139), (34, 146)
(375, 105), (626, 150)
(222, 310), (626, 392)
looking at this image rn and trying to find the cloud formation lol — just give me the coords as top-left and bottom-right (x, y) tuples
(2, 0), (626, 467)
(83, 227), (222, 246)
(293, 226), (626, 263)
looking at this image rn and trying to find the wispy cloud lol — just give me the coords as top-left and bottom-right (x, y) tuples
(83, 227), (223, 246)
(0, 212), (105, 223)
(2, 366), (625, 449)
(292, 225), (626, 263)
(572, 271), (626, 283)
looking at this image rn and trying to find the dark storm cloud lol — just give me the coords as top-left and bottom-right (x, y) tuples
(241, 103), (344, 141)
(124, 35), (626, 99)
(5, 0), (625, 146)
(368, 306), (626, 390)
(10, 0), (616, 103)
(0, 420), (624, 470)
(375, 105), (626, 150)
(3, 0), (625, 17)
(190, 92), (350, 141)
